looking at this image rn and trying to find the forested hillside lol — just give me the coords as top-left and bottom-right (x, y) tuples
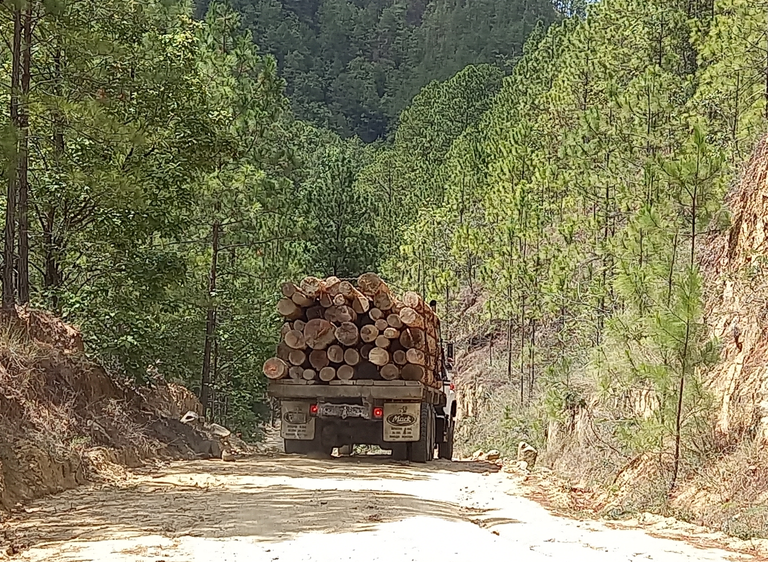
(198, 0), (559, 140)
(4, 0), (768, 536)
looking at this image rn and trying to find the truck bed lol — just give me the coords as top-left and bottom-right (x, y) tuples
(268, 379), (445, 404)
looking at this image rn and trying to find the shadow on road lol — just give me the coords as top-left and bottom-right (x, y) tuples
(5, 455), (502, 555)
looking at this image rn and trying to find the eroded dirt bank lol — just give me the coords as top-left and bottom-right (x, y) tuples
(1, 454), (761, 562)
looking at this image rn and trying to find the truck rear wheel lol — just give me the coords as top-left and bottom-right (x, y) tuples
(409, 403), (434, 463)
(438, 424), (454, 460)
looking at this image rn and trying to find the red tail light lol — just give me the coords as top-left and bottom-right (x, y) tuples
(373, 407), (384, 418)
(449, 383), (455, 391)
(310, 404), (319, 415)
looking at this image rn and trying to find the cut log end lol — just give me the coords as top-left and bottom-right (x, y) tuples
(285, 330), (306, 350)
(369, 347), (390, 366)
(319, 366), (336, 382)
(344, 348), (360, 366)
(380, 363), (400, 381)
(335, 322), (359, 347)
(327, 345), (344, 363)
(337, 364), (355, 380)
(263, 357), (288, 379)
(400, 363), (425, 381)
(277, 298), (302, 320)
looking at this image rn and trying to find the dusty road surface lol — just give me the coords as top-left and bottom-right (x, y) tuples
(1, 455), (754, 562)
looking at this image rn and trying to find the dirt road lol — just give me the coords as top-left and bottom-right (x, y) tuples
(1, 455), (754, 562)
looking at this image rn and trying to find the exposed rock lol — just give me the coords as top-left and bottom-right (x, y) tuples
(517, 442), (537, 468)
(221, 450), (236, 462)
(471, 449), (485, 460)
(485, 449), (501, 461)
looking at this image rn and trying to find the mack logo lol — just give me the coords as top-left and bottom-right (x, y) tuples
(284, 412), (307, 424)
(387, 413), (416, 426)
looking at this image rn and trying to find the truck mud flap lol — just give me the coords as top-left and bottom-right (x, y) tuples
(383, 402), (420, 442)
(281, 401), (316, 440)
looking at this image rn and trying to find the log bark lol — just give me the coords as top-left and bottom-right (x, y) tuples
(369, 347), (389, 366)
(281, 282), (298, 298)
(399, 307), (424, 328)
(360, 325), (379, 343)
(294, 319), (306, 332)
(325, 305), (356, 324)
(289, 366), (304, 380)
(399, 328), (426, 349)
(380, 364), (400, 381)
(335, 322), (359, 346)
(302, 368), (317, 381)
(327, 345), (344, 363)
(373, 291), (393, 311)
(369, 308), (384, 320)
(292, 291), (314, 307)
(387, 314), (403, 329)
(351, 295), (370, 314)
(393, 349), (408, 365)
(280, 323), (292, 337)
(309, 349), (330, 370)
(337, 364), (355, 380)
(344, 348), (360, 366)
(306, 305), (325, 320)
(277, 298), (302, 320)
(277, 342), (292, 362)
(263, 357), (288, 379)
(383, 327), (400, 339)
(324, 276), (341, 295)
(304, 318), (336, 349)
(288, 349), (307, 366)
(401, 363), (425, 381)
(360, 344), (374, 360)
(319, 366), (336, 382)
(319, 292), (334, 308)
(406, 348), (426, 366)
(375, 335), (391, 349)
(357, 273), (383, 297)
(300, 276), (324, 297)
(285, 330), (306, 349)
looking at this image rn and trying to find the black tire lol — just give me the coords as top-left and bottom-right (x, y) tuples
(284, 438), (308, 454)
(390, 443), (408, 461)
(409, 403), (435, 463)
(438, 423), (454, 460)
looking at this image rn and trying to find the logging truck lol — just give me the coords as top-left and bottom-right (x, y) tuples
(264, 274), (457, 462)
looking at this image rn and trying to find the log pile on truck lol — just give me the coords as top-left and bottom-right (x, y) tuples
(262, 273), (442, 389)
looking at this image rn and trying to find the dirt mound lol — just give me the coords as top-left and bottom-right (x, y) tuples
(0, 308), (217, 509)
(702, 136), (768, 445)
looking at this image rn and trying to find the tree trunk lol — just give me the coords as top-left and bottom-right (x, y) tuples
(200, 221), (220, 415)
(3, 7), (22, 309)
(17, 2), (32, 305)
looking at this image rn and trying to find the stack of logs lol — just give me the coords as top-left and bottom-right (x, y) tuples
(262, 273), (442, 388)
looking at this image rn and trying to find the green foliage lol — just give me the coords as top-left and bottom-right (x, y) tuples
(210, 0), (558, 140)
(379, 0), (767, 482)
